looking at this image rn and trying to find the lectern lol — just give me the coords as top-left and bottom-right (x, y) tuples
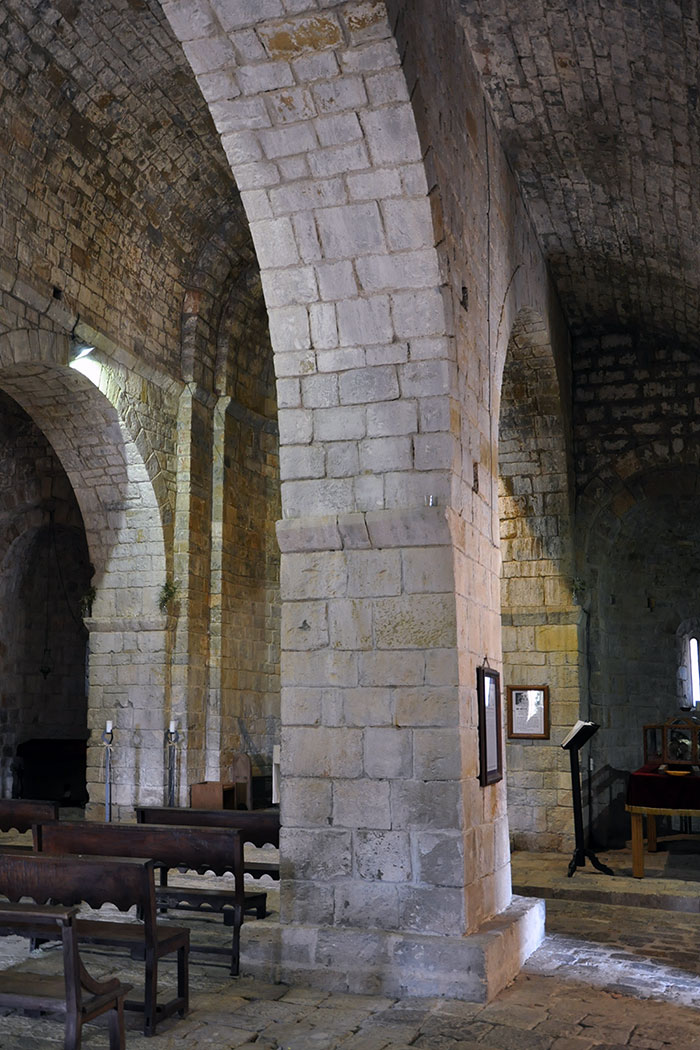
(561, 720), (614, 878)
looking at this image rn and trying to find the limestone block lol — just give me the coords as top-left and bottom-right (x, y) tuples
(394, 686), (459, 727)
(280, 551), (347, 598)
(270, 176), (345, 214)
(413, 728), (462, 780)
(402, 547), (455, 594)
(279, 443), (325, 480)
(337, 295), (393, 346)
(354, 829), (412, 881)
(540, 623), (581, 652)
(366, 399), (417, 437)
(308, 304), (339, 351)
(282, 650), (357, 688)
(280, 776), (332, 827)
(338, 364), (399, 405)
(314, 405), (366, 441)
(354, 472), (385, 510)
(316, 201), (386, 260)
(380, 198), (434, 252)
(399, 884), (466, 935)
(334, 880), (400, 930)
(281, 478), (352, 518)
(390, 780), (461, 830)
(333, 778), (391, 829)
(347, 549), (401, 597)
(276, 377), (301, 408)
(276, 517), (341, 552)
(316, 259), (358, 300)
(360, 650), (424, 686)
(365, 505), (451, 547)
(281, 600), (328, 650)
(312, 75), (367, 114)
(363, 727), (412, 779)
(415, 831), (465, 887)
(337, 511), (370, 548)
(347, 167), (402, 201)
(279, 880), (335, 926)
(261, 264), (318, 308)
(356, 249), (440, 293)
(341, 687), (394, 727)
(281, 687), (322, 726)
(280, 827), (352, 880)
(278, 407), (313, 445)
(326, 441), (360, 477)
(373, 594), (456, 649)
(328, 598), (373, 650)
(281, 726), (363, 777)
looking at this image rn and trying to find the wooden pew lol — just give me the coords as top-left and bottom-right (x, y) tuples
(37, 820), (265, 976)
(0, 798), (59, 848)
(134, 805), (280, 880)
(0, 850), (188, 1036)
(0, 901), (130, 1050)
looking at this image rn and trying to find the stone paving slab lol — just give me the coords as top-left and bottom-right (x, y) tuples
(1, 849), (700, 1047)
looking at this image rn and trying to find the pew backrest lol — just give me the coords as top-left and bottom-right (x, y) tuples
(134, 805), (280, 848)
(38, 820), (244, 895)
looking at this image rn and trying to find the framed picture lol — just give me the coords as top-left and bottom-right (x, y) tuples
(506, 685), (550, 739)
(477, 666), (503, 786)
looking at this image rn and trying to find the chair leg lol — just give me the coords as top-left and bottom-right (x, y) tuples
(177, 941), (189, 1017)
(230, 906), (243, 977)
(144, 953), (158, 1035)
(108, 996), (126, 1050)
(64, 1012), (81, 1050)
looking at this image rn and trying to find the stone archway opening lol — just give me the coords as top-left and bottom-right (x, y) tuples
(497, 309), (581, 851)
(0, 388), (92, 803)
(0, 350), (168, 818)
(580, 463), (700, 847)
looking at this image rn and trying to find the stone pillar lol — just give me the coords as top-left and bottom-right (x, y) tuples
(260, 506), (544, 999)
(85, 616), (167, 821)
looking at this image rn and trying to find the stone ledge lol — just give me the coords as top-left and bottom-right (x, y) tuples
(239, 894), (545, 1001)
(276, 505), (451, 553)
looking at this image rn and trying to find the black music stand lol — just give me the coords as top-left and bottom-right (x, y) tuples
(561, 721), (614, 878)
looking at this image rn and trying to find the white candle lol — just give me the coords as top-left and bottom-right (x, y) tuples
(169, 720), (176, 733)
(106, 720), (113, 733)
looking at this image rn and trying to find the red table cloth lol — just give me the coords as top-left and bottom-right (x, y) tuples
(627, 762), (700, 809)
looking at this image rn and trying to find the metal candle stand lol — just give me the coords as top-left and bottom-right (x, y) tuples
(101, 722), (114, 822)
(166, 724), (180, 807)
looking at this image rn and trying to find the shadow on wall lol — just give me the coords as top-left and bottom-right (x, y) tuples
(588, 764), (630, 849)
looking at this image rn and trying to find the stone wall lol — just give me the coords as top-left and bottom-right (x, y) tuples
(575, 335), (700, 844)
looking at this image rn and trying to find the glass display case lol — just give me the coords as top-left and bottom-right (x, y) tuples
(643, 717), (700, 767)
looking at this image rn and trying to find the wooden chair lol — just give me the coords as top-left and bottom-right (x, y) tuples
(190, 752), (252, 810)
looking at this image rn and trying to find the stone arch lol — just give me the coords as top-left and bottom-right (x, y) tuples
(0, 329), (168, 817)
(497, 308), (581, 851)
(577, 452), (700, 845)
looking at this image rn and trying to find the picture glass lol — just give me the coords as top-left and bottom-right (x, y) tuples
(477, 667), (503, 785)
(507, 686), (549, 739)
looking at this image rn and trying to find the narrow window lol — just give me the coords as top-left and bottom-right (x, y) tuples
(690, 637), (700, 707)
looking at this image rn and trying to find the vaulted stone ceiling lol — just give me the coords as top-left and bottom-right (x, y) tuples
(458, 0), (699, 348)
(0, 0), (250, 359)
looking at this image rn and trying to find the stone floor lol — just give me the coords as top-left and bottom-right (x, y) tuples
(3, 840), (700, 1048)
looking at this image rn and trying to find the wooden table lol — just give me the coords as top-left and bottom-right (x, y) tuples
(625, 763), (700, 877)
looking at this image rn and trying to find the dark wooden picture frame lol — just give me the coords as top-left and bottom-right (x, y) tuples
(506, 685), (550, 739)
(477, 666), (503, 786)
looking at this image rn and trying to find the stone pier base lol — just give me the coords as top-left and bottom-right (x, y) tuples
(241, 895), (545, 1001)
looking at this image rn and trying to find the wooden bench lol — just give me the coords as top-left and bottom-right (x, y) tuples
(37, 820), (266, 976)
(0, 901), (130, 1050)
(0, 849), (188, 1036)
(0, 798), (59, 848)
(134, 805), (280, 880)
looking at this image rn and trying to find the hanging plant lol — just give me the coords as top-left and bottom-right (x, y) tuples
(158, 578), (180, 613)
